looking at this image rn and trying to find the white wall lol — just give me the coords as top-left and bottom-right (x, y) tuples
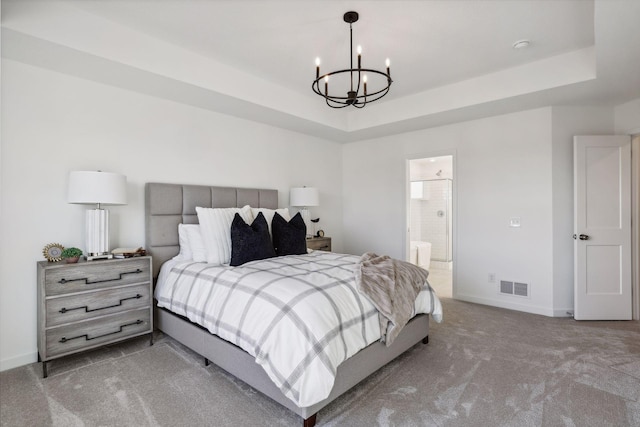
(343, 108), (557, 315)
(614, 98), (640, 134)
(0, 59), (343, 370)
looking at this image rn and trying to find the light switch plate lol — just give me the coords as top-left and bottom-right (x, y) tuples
(510, 217), (521, 227)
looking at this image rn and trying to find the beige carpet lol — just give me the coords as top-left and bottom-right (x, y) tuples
(2, 293), (639, 426)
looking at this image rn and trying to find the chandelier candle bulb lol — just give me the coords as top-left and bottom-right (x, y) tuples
(324, 75), (328, 95)
(357, 45), (362, 69)
(363, 75), (368, 95)
(315, 57), (320, 79)
(386, 58), (391, 78)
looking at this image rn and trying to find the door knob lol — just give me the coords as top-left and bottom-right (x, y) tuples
(579, 234), (589, 240)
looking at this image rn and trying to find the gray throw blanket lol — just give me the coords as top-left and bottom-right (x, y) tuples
(355, 252), (430, 346)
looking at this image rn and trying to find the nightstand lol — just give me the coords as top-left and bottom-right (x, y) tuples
(307, 236), (332, 251)
(37, 256), (153, 378)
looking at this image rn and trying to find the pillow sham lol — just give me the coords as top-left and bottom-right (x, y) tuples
(172, 224), (208, 262)
(185, 224), (208, 262)
(230, 212), (276, 266)
(173, 223), (194, 261)
(196, 205), (253, 265)
(272, 212), (307, 256)
(250, 207), (290, 240)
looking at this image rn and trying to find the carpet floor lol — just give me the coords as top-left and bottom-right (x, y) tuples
(1, 289), (639, 426)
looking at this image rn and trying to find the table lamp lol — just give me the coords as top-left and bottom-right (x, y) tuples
(68, 171), (127, 260)
(289, 187), (319, 239)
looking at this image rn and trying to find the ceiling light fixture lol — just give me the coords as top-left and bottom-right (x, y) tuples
(312, 11), (392, 108)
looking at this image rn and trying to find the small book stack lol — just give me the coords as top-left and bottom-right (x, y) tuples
(111, 247), (146, 258)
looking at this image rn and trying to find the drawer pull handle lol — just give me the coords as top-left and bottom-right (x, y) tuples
(59, 319), (143, 343)
(58, 269), (143, 285)
(59, 294), (143, 314)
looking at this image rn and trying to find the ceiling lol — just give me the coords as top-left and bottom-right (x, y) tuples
(69, 0), (595, 102)
(2, 0), (640, 142)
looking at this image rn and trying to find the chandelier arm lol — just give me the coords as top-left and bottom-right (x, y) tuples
(312, 90), (389, 106)
(312, 84), (390, 104)
(356, 85), (389, 99)
(357, 87), (390, 103)
(326, 98), (351, 109)
(312, 69), (391, 100)
(353, 91), (368, 108)
(354, 69), (392, 99)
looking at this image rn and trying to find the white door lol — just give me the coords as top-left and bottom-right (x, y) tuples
(574, 135), (632, 320)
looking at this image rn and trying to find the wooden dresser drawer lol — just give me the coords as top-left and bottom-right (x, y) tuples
(45, 308), (151, 358)
(45, 283), (151, 327)
(44, 258), (150, 296)
(307, 237), (331, 251)
(37, 256), (153, 377)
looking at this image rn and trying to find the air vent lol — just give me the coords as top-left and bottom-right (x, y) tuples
(500, 280), (513, 294)
(499, 280), (529, 298)
(514, 282), (529, 297)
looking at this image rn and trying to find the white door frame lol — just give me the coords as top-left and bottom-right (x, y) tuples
(406, 149), (457, 298)
(632, 134), (640, 320)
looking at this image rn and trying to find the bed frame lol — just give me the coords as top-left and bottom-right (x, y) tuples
(145, 182), (430, 426)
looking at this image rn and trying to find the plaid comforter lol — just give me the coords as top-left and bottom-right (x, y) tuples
(155, 251), (442, 407)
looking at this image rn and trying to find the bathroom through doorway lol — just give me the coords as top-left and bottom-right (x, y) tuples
(408, 155), (453, 298)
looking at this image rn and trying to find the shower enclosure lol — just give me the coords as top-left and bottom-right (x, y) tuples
(410, 178), (452, 264)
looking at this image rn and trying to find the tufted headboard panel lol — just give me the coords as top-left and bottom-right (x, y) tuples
(145, 183), (278, 279)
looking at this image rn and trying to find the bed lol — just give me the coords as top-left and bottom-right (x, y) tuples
(145, 182), (442, 426)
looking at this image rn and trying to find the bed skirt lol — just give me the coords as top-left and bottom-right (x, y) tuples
(155, 306), (430, 423)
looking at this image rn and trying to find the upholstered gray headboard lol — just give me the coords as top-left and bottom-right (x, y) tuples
(145, 183), (278, 279)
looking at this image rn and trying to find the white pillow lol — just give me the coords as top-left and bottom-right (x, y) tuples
(196, 205), (253, 265)
(173, 223), (194, 261)
(250, 207), (290, 240)
(172, 224), (207, 262)
(187, 224), (208, 262)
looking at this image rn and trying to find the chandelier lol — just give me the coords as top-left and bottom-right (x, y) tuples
(312, 11), (392, 108)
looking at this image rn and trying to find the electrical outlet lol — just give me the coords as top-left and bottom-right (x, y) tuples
(488, 273), (496, 283)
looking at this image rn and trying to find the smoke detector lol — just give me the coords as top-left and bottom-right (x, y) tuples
(512, 40), (531, 49)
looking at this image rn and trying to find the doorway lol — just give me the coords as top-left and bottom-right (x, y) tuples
(408, 155), (454, 298)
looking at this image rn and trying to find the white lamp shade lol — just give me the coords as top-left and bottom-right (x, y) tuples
(290, 187), (319, 207)
(68, 171), (127, 205)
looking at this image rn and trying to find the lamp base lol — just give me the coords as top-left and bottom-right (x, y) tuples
(85, 208), (111, 259)
(298, 208), (314, 239)
(86, 253), (113, 261)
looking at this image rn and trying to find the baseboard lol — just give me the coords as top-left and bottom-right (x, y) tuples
(553, 308), (574, 317)
(454, 293), (556, 317)
(0, 351), (37, 372)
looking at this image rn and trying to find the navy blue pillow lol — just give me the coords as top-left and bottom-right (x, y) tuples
(230, 212), (276, 266)
(272, 212), (307, 256)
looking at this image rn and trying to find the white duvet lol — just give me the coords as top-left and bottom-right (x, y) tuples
(155, 251), (442, 408)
